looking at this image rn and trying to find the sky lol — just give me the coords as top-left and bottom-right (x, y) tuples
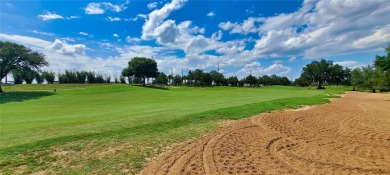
(1, 0), (390, 82)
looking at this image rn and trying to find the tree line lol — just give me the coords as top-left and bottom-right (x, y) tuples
(294, 45), (390, 92)
(1, 41), (389, 92)
(121, 57), (292, 87)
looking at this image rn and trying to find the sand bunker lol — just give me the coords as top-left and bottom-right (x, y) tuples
(140, 91), (390, 175)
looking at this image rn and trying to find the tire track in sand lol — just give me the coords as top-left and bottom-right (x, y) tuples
(140, 92), (390, 175)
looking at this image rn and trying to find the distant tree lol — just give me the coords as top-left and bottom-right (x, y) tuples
(193, 69), (203, 85)
(329, 64), (345, 87)
(0, 41), (48, 92)
(122, 57), (158, 86)
(227, 76), (239, 86)
(258, 75), (272, 86)
(351, 68), (364, 91)
(200, 72), (213, 86)
(105, 76), (111, 83)
(35, 72), (44, 84)
(119, 76), (126, 84)
(362, 65), (377, 92)
(42, 71), (55, 84)
(245, 74), (257, 87)
(374, 45), (390, 71)
(173, 75), (182, 86)
(155, 72), (168, 85)
(300, 59), (333, 89)
(11, 70), (24, 84)
(294, 76), (310, 87)
(210, 70), (225, 86)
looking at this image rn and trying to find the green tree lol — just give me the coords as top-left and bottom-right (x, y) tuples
(351, 68), (364, 91)
(173, 75), (182, 86)
(300, 59), (333, 89)
(245, 74), (257, 87)
(374, 45), (390, 71)
(210, 70), (225, 86)
(329, 64), (344, 87)
(155, 72), (168, 85)
(193, 69), (203, 85)
(200, 72), (212, 86)
(227, 76), (239, 86)
(42, 71), (55, 84)
(35, 72), (44, 84)
(122, 57), (158, 86)
(0, 41), (48, 92)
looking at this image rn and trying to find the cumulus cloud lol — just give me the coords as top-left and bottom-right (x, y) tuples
(113, 34), (119, 37)
(147, 2), (158, 9)
(38, 12), (64, 21)
(207, 11), (215, 17)
(334, 61), (363, 69)
(84, 2), (127, 14)
(106, 17), (121, 21)
(126, 36), (141, 43)
(141, 0), (187, 40)
(237, 62), (292, 77)
(49, 39), (87, 56)
(219, 17), (265, 34)
(248, 0), (390, 58)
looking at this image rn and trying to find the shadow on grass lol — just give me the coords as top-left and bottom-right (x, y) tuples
(0, 91), (54, 104)
(133, 84), (170, 90)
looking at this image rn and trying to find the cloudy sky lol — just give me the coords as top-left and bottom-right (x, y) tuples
(1, 0), (390, 81)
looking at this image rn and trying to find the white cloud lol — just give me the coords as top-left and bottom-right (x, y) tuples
(288, 57), (297, 62)
(38, 12), (64, 21)
(29, 30), (55, 36)
(207, 11), (215, 17)
(106, 17), (121, 22)
(113, 34), (119, 37)
(237, 62), (292, 78)
(84, 2), (127, 15)
(70, 16), (80, 19)
(334, 61), (363, 69)
(219, 17), (265, 34)
(249, 0), (390, 58)
(147, 2), (158, 9)
(126, 36), (141, 43)
(79, 32), (89, 36)
(49, 39), (87, 56)
(141, 0), (187, 40)
(352, 25), (390, 49)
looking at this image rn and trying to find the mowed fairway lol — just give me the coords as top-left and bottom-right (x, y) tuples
(0, 84), (335, 174)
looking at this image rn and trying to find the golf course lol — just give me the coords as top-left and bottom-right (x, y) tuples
(0, 84), (340, 174)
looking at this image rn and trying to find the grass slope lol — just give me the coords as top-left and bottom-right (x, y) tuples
(0, 84), (344, 174)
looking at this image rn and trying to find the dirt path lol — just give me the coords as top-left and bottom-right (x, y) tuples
(140, 92), (390, 175)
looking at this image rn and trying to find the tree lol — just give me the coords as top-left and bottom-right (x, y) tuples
(210, 70), (225, 86)
(0, 41), (48, 92)
(245, 74), (257, 87)
(300, 59), (333, 89)
(374, 45), (390, 71)
(35, 72), (44, 84)
(122, 57), (158, 86)
(42, 71), (55, 84)
(193, 69), (203, 85)
(227, 76), (239, 86)
(173, 75), (182, 86)
(200, 72), (212, 86)
(155, 72), (168, 85)
(351, 68), (364, 91)
(329, 64), (345, 87)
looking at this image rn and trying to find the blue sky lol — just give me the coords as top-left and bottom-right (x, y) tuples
(1, 0), (390, 81)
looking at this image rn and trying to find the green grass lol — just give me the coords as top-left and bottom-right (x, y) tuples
(0, 84), (345, 174)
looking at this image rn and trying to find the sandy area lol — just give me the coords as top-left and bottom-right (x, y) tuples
(140, 91), (390, 175)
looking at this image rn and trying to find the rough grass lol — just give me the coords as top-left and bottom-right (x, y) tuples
(0, 84), (345, 174)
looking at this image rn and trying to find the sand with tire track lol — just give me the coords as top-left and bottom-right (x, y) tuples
(140, 91), (390, 175)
